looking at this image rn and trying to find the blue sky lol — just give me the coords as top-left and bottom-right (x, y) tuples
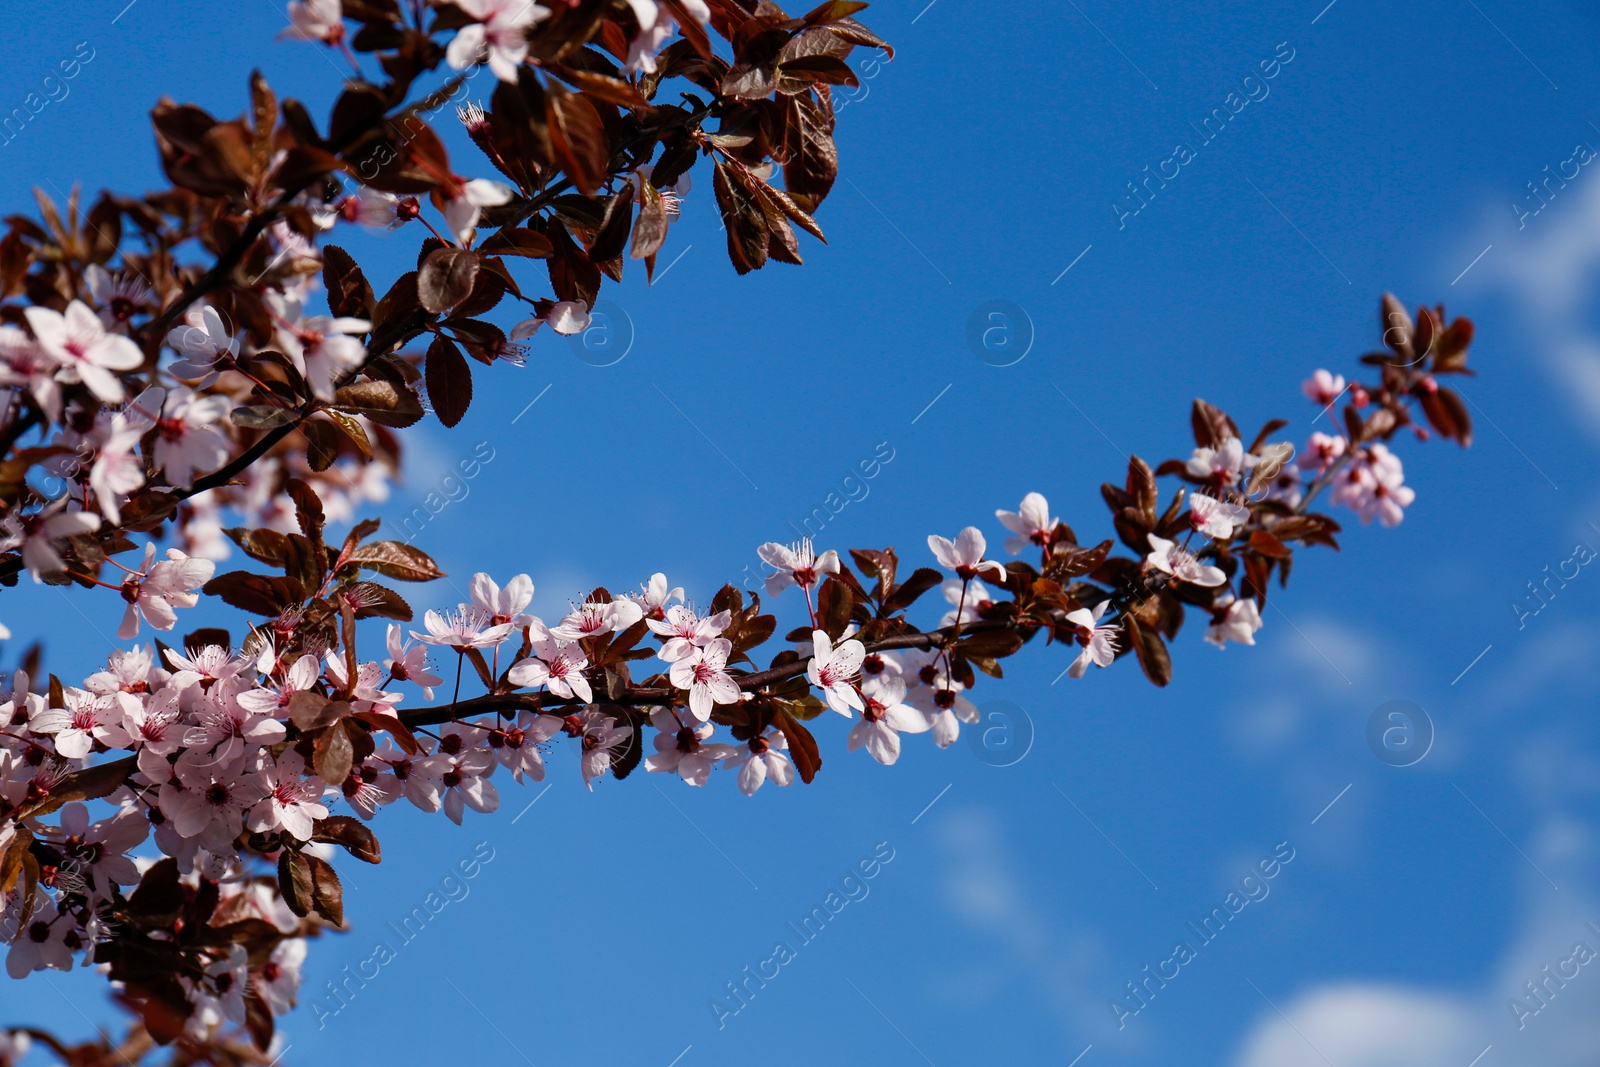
(5, 0), (1600, 1064)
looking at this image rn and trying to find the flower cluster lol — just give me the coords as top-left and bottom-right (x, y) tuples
(0, 0), (1484, 1056)
(0, 292), (1475, 1053)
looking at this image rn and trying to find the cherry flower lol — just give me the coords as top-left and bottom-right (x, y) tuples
(1064, 601), (1119, 679)
(165, 306), (240, 382)
(490, 710), (563, 783)
(940, 577), (994, 628)
(848, 676), (931, 766)
(995, 492), (1057, 554)
(622, 0), (710, 73)
(757, 536), (841, 597)
(927, 527), (1006, 582)
(236, 654), (320, 716)
(469, 571), (534, 627)
(336, 186), (412, 230)
(442, 178), (515, 246)
(322, 652), (401, 713)
(1301, 369), (1347, 406)
(807, 628), (865, 716)
(0, 324), (62, 420)
(50, 801), (147, 893)
(423, 724), (501, 824)
(1185, 436), (1255, 487)
(0, 504), (100, 580)
(152, 387), (230, 489)
(89, 395), (157, 523)
(896, 651), (979, 746)
(1144, 535), (1227, 587)
(5, 902), (76, 979)
(29, 688), (130, 760)
(1333, 443), (1415, 526)
(644, 708), (737, 785)
(0, 1030), (30, 1066)
(572, 710), (632, 791)
(342, 761), (396, 820)
(281, 312), (370, 401)
(384, 624), (442, 699)
(507, 629), (593, 702)
(1297, 431), (1347, 475)
(182, 692), (288, 767)
(649, 604), (731, 662)
(627, 571), (685, 619)
(282, 0), (344, 44)
(369, 741), (443, 814)
(24, 300), (144, 402)
(1187, 492), (1251, 541)
(86, 645), (164, 697)
(119, 687), (183, 755)
(159, 762), (264, 846)
(550, 597), (643, 642)
(668, 638), (740, 722)
(253, 938), (307, 1016)
(722, 728), (794, 796)
(412, 606), (514, 653)
(1206, 594), (1264, 647)
(245, 750), (327, 842)
(85, 265), (152, 331)
(184, 946), (250, 1036)
(447, 0), (549, 82)
(510, 299), (593, 339)
(118, 544), (215, 639)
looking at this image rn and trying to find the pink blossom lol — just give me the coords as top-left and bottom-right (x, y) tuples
(25, 300), (143, 403)
(1301, 369), (1347, 406)
(847, 676), (930, 765)
(1064, 601), (1118, 678)
(1206, 595), (1264, 647)
(995, 491), (1057, 555)
(1144, 535), (1226, 587)
(447, 0), (549, 82)
(1187, 492), (1251, 541)
(644, 708), (737, 785)
(806, 628), (865, 716)
(927, 526), (1006, 582)
(649, 604), (731, 662)
(721, 728), (794, 796)
(757, 536), (840, 597)
(508, 627), (594, 702)
(668, 637), (740, 722)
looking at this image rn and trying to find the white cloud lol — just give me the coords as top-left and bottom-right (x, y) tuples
(1228, 827), (1600, 1067)
(934, 808), (1113, 1043)
(1476, 175), (1600, 441)
(1230, 984), (1481, 1067)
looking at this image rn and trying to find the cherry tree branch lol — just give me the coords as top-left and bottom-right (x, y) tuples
(396, 620), (1023, 728)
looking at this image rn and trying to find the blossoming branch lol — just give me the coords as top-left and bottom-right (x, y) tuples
(0, 0), (1482, 1062)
